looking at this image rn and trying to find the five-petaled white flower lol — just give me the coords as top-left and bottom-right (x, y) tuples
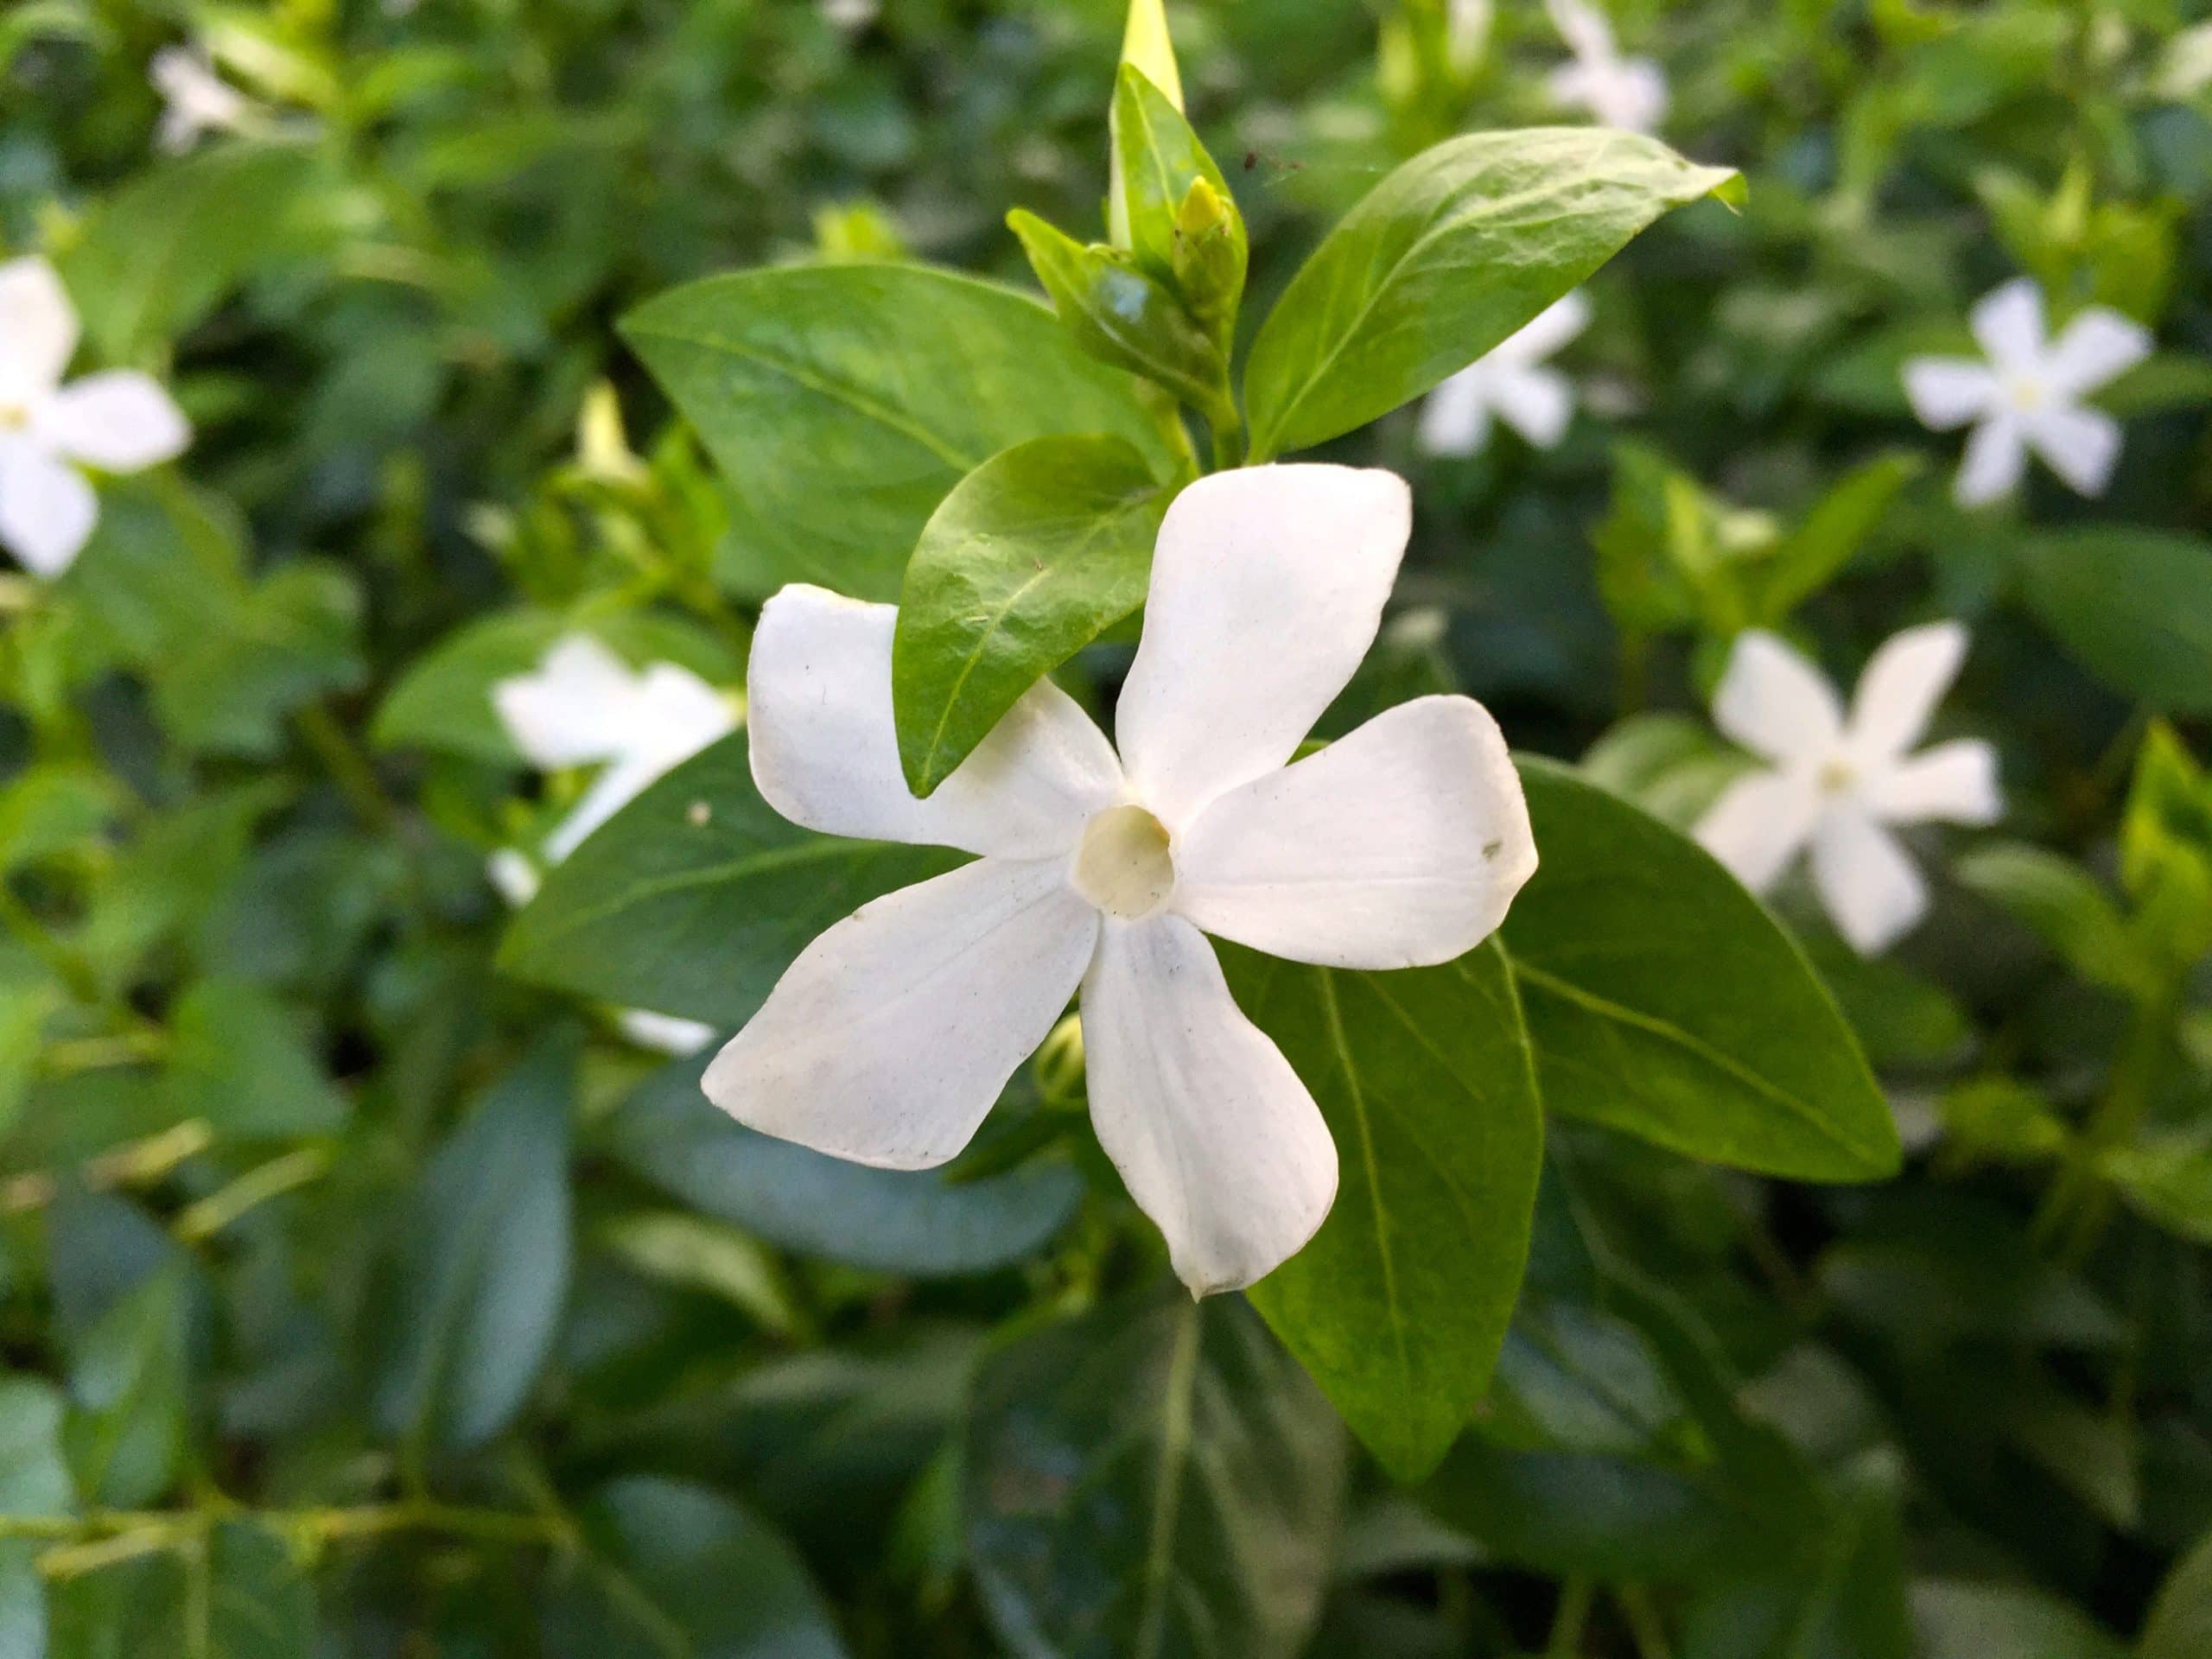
(1420, 291), (1591, 457)
(149, 47), (262, 154)
(1694, 624), (2000, 956)
(702, 466), (1539, 1296)
(1902, 279), (2150, 508)
(0, 258), (190, 579)
(1546, 0), (1669, 134)
(493, 633), (741, 866)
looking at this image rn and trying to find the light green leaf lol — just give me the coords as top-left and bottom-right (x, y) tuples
(1006, 212), (1232, 425)
(0, 1543), (41, 1659)
(893, 435), (1168, 796)
(62, 1266), (190, 1508)
(620, 264), (1174, 601)
(1118, 0), (1182, 112)
(2099, 1134), (2212, 1244)
(543, 1477), (848, 1659)
(1503, 759), (1897, 1181)
(1243, 129), (1739, 460)
(0, 765), (125, 876)
(594, 1211), (803, 1338)
(1110, 67), (1244, 340)
(151, 561), (366, 759)
(0, 1376), (74, 1517)
(1755, 452), (1920, 622)
(2016, 530), (2212, 715)
(368, 1039), (573, 1453)
(1910, 1580), (2126, 1659)
(2142, 1529), (2212, 1659)
(500, 733), (957, 1027)
(1230, 939), (1543, 1482)
(1953, 842), (2145, 994)
(603, 1055), (1080, 1277)
(963, 1288), (1345, 1659)
(162, 977), (348, 1139)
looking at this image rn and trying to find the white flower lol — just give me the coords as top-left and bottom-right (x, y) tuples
(1546, 0), (1669, 134)
(1902, 279), (2150, 507)
(493, 633), (741, 863)
(1694, 624), (2000, 956)
(1419, 291), (1591, 456)
(701, 466), (1538, 1295)
(616, 1009), (719, 1056)
(486, 848), (542, 906)
(0, 258), (190, 578)
(149, 46), (260, 154)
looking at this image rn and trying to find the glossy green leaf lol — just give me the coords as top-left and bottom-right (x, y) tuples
(543, 1477), (848, 1659)
(963, 1288), (1346, 1659)
(1110, 67), (1245, 340)
(1243, 129), (1739, 459)
(620, 264), (1174, 601)
(1230, 939), (1543, 1482)
(604, 1054), (1080, 1276)
(369, 1038), (573, 1452)
(2017, 530), (2212, 715)
(1503, 759), (1897, 1180)
(1007, 211), (1233, 426)
(500, 732), (958, 1026)
(893, 435), (1169, 796)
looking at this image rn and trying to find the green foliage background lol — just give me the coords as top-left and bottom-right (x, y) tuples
(3, 1), (2212, 1655)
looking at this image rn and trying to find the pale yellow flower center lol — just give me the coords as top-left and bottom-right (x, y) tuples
(2003, 372), (2048, 413)
(1071, 803), (1176, 918)
(0, 402), (26, 433)
(1817, 756), (1858, 797)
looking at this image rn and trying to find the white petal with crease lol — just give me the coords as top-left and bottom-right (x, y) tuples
(39, 372), (188, 472)
(1694, 770), (1821, 893)
(703, 857), (1100, 1170)
(0, 258), (75, 407)
(1847, 620), (1967, 762)
(1811, 810), (1927, 955)
(1712, 631), (1842, 761)
(1866, 740), (2001, 826)
(1173, 696), (1535, 969)
(1116, 465), (1411, 828)
(748, 584), (1122, 858)
(2024, 404), (2122, 497)
(1081, 913), (1338, 1294)
(0, 437), (97, 577)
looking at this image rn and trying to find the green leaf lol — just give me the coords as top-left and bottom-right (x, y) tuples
(594, 1211), (803, 1337)
(963, 1288), (1346, 1659)
(1243, 129), (1739, 460)
(62, 1265), (190, 1508)
(0, 1543), (41, 1659)
(58, 141), (321, 358)
(1110, 67), (1245, 340)
(152, 562), (366, 759)
(500, 732), (958, 1027)
(0, 1376), (74, 1517)
(603, 1055), (1080, 1277)
(1229, 939), (1543, 1482)
(1910, 1580), (2125, 1659)
(1006, 211), (1232, 426)
(620, 264), (1175, 601)
(1953, 843), (2145, 994)
(1117, 0), (1183, 114)
(369, 1038), (574, 1453)
(0, 765), (125, 876)
(543, 1477), (848, 1659)
(2098, 1134), (2212, 1244)
(200, 1522), (317, 1659)
(2142, 1529), (2212, 1659)
(1503, 759), (1897, 1181)
(162, 977), (349, 1139)
(892, 435), (1168, 796)
(1754, 453), (1920, 622)
(2017, 531), (2212, 715)
(373, 607), (741, 764)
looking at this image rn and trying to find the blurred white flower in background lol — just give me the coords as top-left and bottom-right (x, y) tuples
(615, 1009), (718, 1057)
(150, 46), (264, 153)
(1695, 624), (2000, 956)
(1419, 290), (1590, 456)
(1902, 278), (2150, 507)
(1546, 0), (1668, 134)
(0, 258), (190, 578)
(702, 466), (1539, 1296)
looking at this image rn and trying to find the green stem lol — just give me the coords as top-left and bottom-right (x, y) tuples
(2044, 982), (2178, 1264)
(12, 1501), (565, 1580)
(1546, 1574), (1593, 1656)
(1617, 1586), (1674, 1659)
(296, 701), (397, 829)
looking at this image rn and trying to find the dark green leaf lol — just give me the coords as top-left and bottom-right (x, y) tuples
(963, 1288), (1345, 1659)
(1755, 453), (1920, 621)
(2142, 1529), (2212, 1659)
(621, 264), (1176, 601)
(1243, 130), (1739, 459)
(2017, 530), (2212, 715)
(1230, 939), (1543, 1482)
(1503, 760), (1897, 1180)
(0, 1376), (74, 1517)
(62, 1265), (190, 1507)
(1953, 843), (2145, 994)
(162, 977), (348, 1139)
(892, 435), (1169, 796)
(500, 732), (958, 1026)
(369, 1038), (574, 1452)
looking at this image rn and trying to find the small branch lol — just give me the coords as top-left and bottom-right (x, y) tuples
(175, 1147), (334, 1242)
(1, 1119), (213, 1214)
(295, 702), (397, 829)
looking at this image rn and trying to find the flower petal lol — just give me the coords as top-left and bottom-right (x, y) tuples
(2044, 307), (2152, 397)
(1810, 810), (1926, 956)
(617, 1009), (719, 1056)
(1954, 414), (2026, 506)
(494, 634), (644, 768)
(1846, 620), (1968, 762)
(748, 584), (1122, 859)
(1694, 769), (1821, 893)
(2024, 404), (2122, 498)
(1499, 290), (1592, 364)
(1866, 739), (2001, 826)
(38, 372), (189, 472)
(1418, 370), (1491, 456)
(1116, 465), (1412, 828)
(1491, 365), (1576, 448)
(0, 437), (96, 577)
(1901, 358), (1996, 430)
(0, 258), (76, 407)
(632, 663), (740, 766)
(1173, 696), (1536, 969)
(1712, 630), (1842, 763)
(1969, 278), (2046, 373)
(702, 857), (1100, 1170)
(542, 750), (664, 863)
(1081, 913), (1337, 1294)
